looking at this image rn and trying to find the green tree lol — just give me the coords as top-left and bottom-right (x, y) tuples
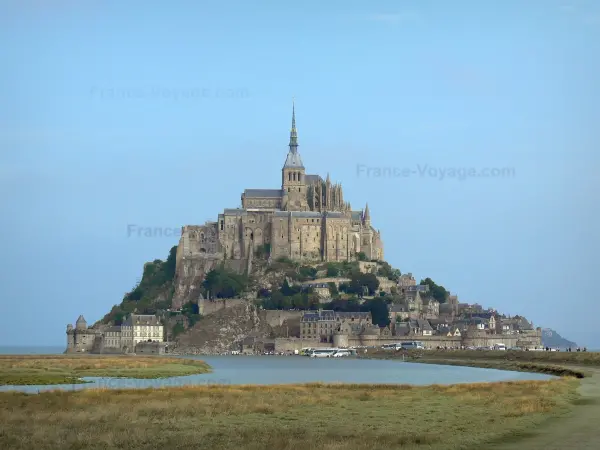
(172, 322), (185, 338)
(280, 295), (293, 310)
(361, 298), (390, 327)
(328, 282), (339, 297)
(298, 266), (317, 281)
(291, 293), (308, 309)
(203, 267), (248, 298)
(281, 279), (301, 296)
(270, 291), (285, 309)
(356, 252), (368, 261)
(419, 277), (448, 303)
(377, 261), (401, 281)
(326, 263), (340, 277)
(348, 273), (380, 296)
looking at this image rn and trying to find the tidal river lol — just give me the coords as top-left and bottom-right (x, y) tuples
(0, 355), (554, 393)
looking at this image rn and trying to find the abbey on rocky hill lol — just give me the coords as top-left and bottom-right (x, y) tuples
(176, 103), (384, 268)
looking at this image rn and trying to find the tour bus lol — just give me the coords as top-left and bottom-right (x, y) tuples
(400, 341), (425, 350)
(309, 348), (338, 358)
(332, 348), (357, 357)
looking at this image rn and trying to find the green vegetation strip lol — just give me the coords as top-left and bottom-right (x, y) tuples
(0, 355), (211, 385)
(0, 379), (579, 450)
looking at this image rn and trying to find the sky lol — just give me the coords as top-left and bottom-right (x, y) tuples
(1, 0), (599, 347)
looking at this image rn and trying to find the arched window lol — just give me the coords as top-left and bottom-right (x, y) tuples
(288, 172), (291, 181)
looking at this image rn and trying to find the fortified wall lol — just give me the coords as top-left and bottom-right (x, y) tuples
(271, 333), (538, 352)
(198, 298), (248, 316)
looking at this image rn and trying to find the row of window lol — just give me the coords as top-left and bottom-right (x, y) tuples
(288, 172), (303, 182)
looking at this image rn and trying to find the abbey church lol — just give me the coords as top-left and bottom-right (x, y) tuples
(177, 104), (384, 267)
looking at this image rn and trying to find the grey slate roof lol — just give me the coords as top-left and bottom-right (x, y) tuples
(124, 314), (161, 326)
(283, 150), (304, 168)
(305, 174), (322, 184)
(417, 319), (433, 331)
(337, 312), (371, 320)
(223, 208), (248, 215)
(105, 326), (121, 332)
(273, 211), (323, 218)
(301, 310), (371, 322)
(389, 304), (408, 312)
(428, 318), (451, 327)
(302, 310), (335, 322)
(351, 211), (363, 220)
(395, 323), (411, 336)
(243, 189), (283, 198)
(405, 285), (429, 292)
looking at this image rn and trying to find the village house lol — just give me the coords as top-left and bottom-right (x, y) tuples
(65, 314), (164, 354)
(300, 282), (331, 301)
(300, 310), (372, 343)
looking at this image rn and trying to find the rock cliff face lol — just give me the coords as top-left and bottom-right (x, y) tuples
(172, 257), (247, 310)
(171, 301), (272, 354)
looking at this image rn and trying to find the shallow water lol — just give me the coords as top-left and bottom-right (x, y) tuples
(0, 355), (554, 393)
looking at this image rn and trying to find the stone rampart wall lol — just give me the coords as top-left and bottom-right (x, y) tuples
(263, 310), (303, 327)
(274, 338), (322, 352)
(199, 298), (248, 316)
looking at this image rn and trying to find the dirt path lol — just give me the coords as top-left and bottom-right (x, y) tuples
(490, 366), (600, 450)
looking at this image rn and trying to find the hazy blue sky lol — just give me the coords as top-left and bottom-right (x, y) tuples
(1, 0), (598, 347)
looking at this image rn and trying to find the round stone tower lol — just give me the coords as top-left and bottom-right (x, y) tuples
(66, 324), (75, 352)
(333, 331), (349, 348)
(75, 315), (87, 330)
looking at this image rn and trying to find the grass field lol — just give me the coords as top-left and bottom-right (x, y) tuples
(0, 378), (578, 450)
(0, 355), (212, 385)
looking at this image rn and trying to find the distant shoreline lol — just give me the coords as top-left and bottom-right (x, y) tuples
(361, 349), (600, 378)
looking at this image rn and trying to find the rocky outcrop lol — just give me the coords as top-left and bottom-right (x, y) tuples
(170, 301), (273, 354)
(172, 258), (247, 310)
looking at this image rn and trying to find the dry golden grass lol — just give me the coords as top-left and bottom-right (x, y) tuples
(0, 355), (211, 385)
(0, 378), (578, 450)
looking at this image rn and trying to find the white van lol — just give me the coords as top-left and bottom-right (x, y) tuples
(401, 341), (424, 350)
(493, 344), (507, 351)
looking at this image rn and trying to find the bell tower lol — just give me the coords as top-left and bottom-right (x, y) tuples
(282, 101), (308, 211)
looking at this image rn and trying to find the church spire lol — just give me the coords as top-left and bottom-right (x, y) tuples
(289, 99), (298, 153)
(283, 100), (304, 169)
(363, 203), (371, 224)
